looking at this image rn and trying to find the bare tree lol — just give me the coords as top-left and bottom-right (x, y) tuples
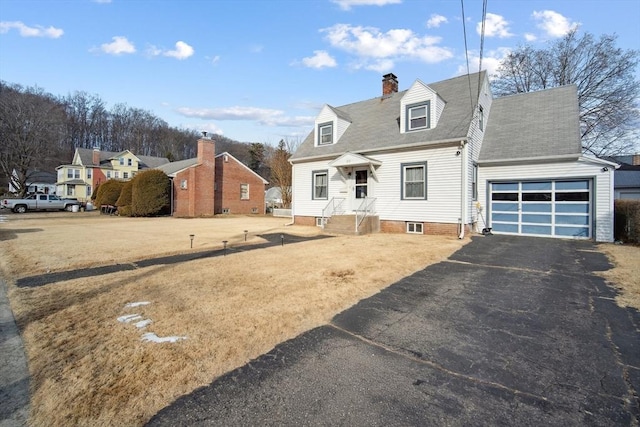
(268, 138), (303, 208)
(0, 82), (66, 196)
(492, 30), (640, 156)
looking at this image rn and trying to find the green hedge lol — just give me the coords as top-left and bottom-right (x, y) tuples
(614, 199), (640, 243)
(131, 170), (170, 217)
(116, 180), (133, 217)
(94, 179), (125, 207)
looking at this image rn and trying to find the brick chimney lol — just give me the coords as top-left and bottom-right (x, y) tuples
(197, 136), (215, 166)
(92, 148), (100, 166)
(633, 154), (640, 166)
(382, 73), (398, 97)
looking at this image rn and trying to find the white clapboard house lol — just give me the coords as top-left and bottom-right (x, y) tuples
(289, 72), (616, 242)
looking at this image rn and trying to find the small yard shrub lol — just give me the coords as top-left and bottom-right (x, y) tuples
(614, 200), (640, 243)
(131, 170), (170, 216)
(116, 181), (133, 217)
(94, 180), (125, 207)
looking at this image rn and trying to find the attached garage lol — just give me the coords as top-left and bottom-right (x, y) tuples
(490, 179), (591, 238)
(477, 85), (617, 243)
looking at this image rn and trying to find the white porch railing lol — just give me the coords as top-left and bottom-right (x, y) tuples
(355, 197), (376, 233)
(321, 197), (346, 229)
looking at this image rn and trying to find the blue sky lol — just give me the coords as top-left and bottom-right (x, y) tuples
(1, 0), (638, 145)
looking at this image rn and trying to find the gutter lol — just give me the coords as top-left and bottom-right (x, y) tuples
(290, 137), (469, 164)
(477, 153), (580, 166)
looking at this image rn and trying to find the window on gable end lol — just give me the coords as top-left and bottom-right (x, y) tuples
(407, 102), (430, 131)
(478, 105), (484, 131)
(240, 183), (249, 200)
(119, 158), (124, 166)
(318, 122), (333, 145)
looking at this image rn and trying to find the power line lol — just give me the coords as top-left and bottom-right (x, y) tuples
(460, 0), (474, 116)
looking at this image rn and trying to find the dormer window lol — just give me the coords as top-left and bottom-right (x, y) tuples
(318, 122), (333, 145)
(407, 101), (430, 131)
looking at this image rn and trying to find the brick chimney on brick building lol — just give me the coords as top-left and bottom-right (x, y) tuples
(92, 148), (100, 165)
(382, 73), (398, 97)
(197, 133), (215, 165)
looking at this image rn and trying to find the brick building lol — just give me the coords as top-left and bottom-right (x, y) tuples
(157, 137), (268, 217)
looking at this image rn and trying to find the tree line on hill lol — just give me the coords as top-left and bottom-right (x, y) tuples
(0, 81), (297, 197)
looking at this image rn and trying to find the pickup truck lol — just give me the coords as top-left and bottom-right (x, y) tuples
(1, 194), (80, 213)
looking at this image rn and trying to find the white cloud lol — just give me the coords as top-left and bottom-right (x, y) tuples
(524, 33), (537, 42)
(426, 14), (448, 29)
(321, 24), (453, 71)
(176, 106), (315, 127)
(146, 41), (195, 60)
(456, 47), (511, 78)
(532, 10), (579, 38)
(96, 36), (136, 55)
(0, 21), (63, 38)
(331, 0), (401, 11)
(164, 41), (194, 60)
(478, 13), (512, 38)
(301, 50), (337, 69)
(208, 55), (221, 65)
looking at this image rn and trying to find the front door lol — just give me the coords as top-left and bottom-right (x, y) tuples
(355, 170), (368, 199)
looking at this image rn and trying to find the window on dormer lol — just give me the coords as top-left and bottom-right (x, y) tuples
(407, 102), (430, 131)
(318, 122), (333, 145)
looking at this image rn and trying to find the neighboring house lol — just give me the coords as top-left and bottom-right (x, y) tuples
(9, 169), (57, 195)
(156, 137), (268, 216)
(606, 155), (640, 200)
(56, 148), (170, 202)
(265, 187), (284, 208)
(290, 72), (616, 242)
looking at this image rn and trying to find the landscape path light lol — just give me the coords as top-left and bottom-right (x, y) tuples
(222, 240), (228, 256)
(281, 234), (284, 247)
(244, 230), (248, 241)
(189, 234), (195, 248)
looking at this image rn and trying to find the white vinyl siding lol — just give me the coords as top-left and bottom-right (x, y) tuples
(478, 159), (614, 242)
(400, 80), (440, 133)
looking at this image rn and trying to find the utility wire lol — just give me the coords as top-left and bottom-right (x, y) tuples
(460, 0), (475, 116)
(477, 0), (488, 103)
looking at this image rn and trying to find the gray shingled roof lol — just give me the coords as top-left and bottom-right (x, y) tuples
(291, 72), (486, 161)
(155, 158), (198, 176)
(479, 85), (581, 162)
(615, 170), (640, 189)
(76, 148), (169, 169)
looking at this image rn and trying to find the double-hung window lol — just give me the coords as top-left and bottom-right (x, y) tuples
(407, 102), (430, 131)
(313, 170), (328, 200)
(478, 105), (484, 131)
(402, 162), (427, 200)
(318, 122), (333, 145)
(119, 158), (124, 166)
(240, 183), (249, 200)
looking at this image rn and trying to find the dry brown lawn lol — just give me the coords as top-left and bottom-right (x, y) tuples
(2, 212), (637, 426)
(597, 243), (640, 310)
(1, 212), (467, 426)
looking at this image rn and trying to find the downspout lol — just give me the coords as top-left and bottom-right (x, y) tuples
(458, 141), (467, 239)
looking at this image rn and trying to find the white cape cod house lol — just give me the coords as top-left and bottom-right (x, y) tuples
(290, 72), (616, 242)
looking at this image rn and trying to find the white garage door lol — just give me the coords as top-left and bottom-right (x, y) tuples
(490, 180), (591, 239)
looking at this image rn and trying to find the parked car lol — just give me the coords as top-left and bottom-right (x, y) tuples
(1, 194), (80, 213)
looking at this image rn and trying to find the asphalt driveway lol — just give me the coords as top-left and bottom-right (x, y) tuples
(148, 235), (639, 426)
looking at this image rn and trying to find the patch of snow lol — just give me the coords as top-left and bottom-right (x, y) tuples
(117, 314), (142, 323)
(135, 319), (152, 329)
(125, 301), (151, 308)
(141, 333), (187, 343)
